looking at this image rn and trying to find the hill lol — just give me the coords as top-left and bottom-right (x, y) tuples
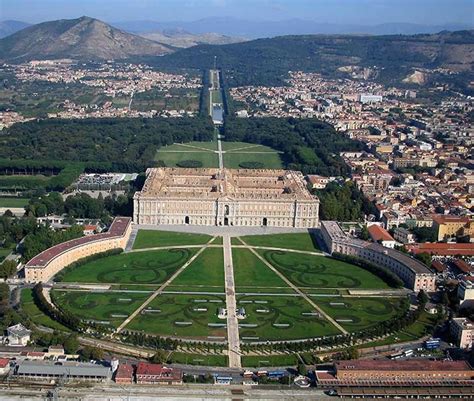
(0, 20), (31, 38)
(141, 30), (245, 48)
(0, 16), (172, 62)
(146, 30), (474, 89)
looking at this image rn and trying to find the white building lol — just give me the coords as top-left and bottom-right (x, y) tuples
(393, 227), (416, 244)
(450, 318), (474, 349)
(458, 279), (474, 308)
(7, 324), (31, 346)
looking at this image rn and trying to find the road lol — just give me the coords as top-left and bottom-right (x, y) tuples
(223, 234), (241, 368)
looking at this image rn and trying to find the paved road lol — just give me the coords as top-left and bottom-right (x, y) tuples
(223, 234), (241, 368)
(116, 236), (217, 333)
(217, 129), (224, 171)
(238, 237), (349, 336)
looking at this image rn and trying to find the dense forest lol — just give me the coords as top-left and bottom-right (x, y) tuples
(0, 117), (214, 172)
(224, 117), (363, 176)
(316, 182), (379, 221)
(143, 30), (474, 90)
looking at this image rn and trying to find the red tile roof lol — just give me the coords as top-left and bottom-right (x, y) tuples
(0, 358), (9, 368)
(407, 242), (474, 256)
(368, 224), (395, 242)
(432, 215), (471, 225)
(335, 359), (472, 372)
(453, 259), (473, 274)
(115, 363), (133, 379)
(26, 217), (131, 268)
(136, 362), (182, 380)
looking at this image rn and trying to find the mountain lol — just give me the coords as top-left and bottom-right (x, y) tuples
(0, 16), (172, 62)
(112, 17), (473, 39)
(0, 20), (31, 38)
(141, 29), (245, 48)
(146, 30), (474, 90)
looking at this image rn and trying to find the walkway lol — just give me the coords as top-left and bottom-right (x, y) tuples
(237, 237), (349, 336)
(223, 234), (241, 368)
(115, 236), (217, 333)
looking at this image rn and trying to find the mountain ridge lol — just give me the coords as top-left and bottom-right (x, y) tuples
(0, 16), (172, 62)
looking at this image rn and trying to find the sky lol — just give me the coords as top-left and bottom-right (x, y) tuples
(1, 0), (473, 25)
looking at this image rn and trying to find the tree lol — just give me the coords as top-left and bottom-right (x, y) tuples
(415, 252), (432, 267)
(417, 290), (429, 305)
(360, 225), (370, 240)
(81, 346), (104, 361)
(150, 349), (168, 364)
(297, 362), (307, 376)
(63, 334), (79, 354)
(0, 260), (17, 279)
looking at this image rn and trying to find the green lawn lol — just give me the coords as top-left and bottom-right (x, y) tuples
(223, 151), (282, 169)
(360, 312), (437, 348)
(133, 230), (214, 249)
(170, 352), (228, 367)
(237, 295), (340, 341)
(313, 296), (405, 332)
(261, 251), (390, 289)
(21, 289), (69, 331)
(0, 197), (29, 207)
(242, 354), (298, 368)
(127, 294), (227, 339)
(222, 142), (277, 152)
(238, 232), (321, 252)
(155, 150), (219, 168)
(233, 248), (288, 289)
(158, 142), (217, 152)
(52, 290), (148, 328)
(211, 89), (223, 104)
(171, 247), (224, 289)
(59, 249), (197, 284)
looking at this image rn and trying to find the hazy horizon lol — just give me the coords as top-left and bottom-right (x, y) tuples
(1, 0), (473, 25)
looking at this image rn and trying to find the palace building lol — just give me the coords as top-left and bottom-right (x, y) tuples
(133, 168), (319, 228)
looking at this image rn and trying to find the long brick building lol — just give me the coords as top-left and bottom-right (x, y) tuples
(320, 220), (436, 292)
(24, 217), (132, 283)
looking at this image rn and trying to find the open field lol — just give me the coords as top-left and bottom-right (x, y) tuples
(127, 294), (227, 339)
(237, 295), (340, 341)
(132, 230), (214, 249)
(169, 351), (228, 367)
(233, 248), (288, 289)
(171, 247), (224, 289)
(59, 249), (197, 284)
(21, 289), (69, 331)
(0, 197), (29, 207)
(241, 353), (299, 368)
(261, 251), (391, 289)
(52, 290), (148, 328)
(223, 151), (283, 169)
(157, 142), (217, 152)
(154, 150), (219, 168)
(236, 232), (320, 252)
(313, 296), (405, 332)
(221, 142), (277, 152)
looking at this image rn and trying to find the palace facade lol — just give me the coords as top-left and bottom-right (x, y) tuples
(133, 168), (319, 228)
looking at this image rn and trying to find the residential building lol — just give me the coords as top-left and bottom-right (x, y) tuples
(450, 318), (474, 349)
(7, 324), (31, 346)
(458, 278), (474, 308)
(368, 224), (397, 248)
(0, 359), (10, 376)
(394, 227), (416, 244)
(432, 215), (474, 241)
(136, 362), (183, 385)
(114, 363), (134, 384)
